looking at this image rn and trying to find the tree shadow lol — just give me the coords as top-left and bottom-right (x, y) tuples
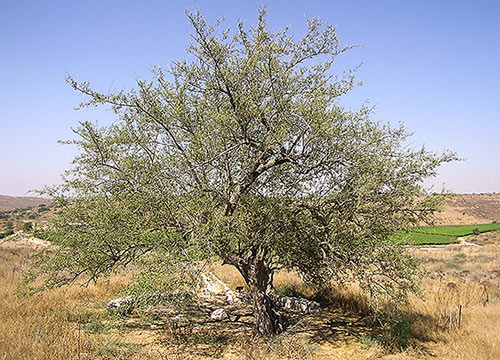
(289, 307), (382, 346)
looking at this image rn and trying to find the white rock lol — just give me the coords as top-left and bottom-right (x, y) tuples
(106, 296), (133, 309)
(211, 308), (228, 321)
(225, 291), (240, 304)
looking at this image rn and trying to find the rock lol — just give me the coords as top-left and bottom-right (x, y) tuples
(106, 296), (134, 314)
(224, 291), (241, 304)
(273, 295), (320, 314)
(106, 290), (195, 315)
(223, 290), (319, 313)
(224, 290), (253, 304)
(200, 273), (230, 294)
(211, 308), (229, 321)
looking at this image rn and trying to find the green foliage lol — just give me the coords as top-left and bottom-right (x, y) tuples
(82, 321), (106, 334)
(358, 334), (380, 349)
(28, 9), (456, 331)
(383, 313), (413, 351)
(95, 336), (138, 358)
(0, 229), (14, 239)
(357, 313), (413, 352)
(22, 222), (33, 232)
(32, 230), (64, 243)
(5, 221), (13, 230)
(37, 206), (50, 213)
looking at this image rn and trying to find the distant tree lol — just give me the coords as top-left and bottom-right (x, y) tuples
(22, 222), (33, 232)
(0, 229), (14, 239)
(28, 10), (455, 335)
(5, 221), (13, 230)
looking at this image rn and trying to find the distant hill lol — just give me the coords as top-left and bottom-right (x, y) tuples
(0, 195), (52, 211)
(434, 193), (500, 225)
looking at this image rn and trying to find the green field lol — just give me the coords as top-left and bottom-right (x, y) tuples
(401, 223), (500, 245)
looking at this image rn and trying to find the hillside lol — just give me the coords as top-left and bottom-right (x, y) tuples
(0, 195), (52, 211)
(435, 193), (500, 225)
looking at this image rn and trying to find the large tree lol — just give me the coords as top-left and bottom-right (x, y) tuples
(29, 10), (455, 335)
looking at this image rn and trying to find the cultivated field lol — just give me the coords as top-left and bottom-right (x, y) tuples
(403, 223), (500, 244)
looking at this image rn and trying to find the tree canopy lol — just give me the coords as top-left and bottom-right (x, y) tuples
(27, 9), (455, 335)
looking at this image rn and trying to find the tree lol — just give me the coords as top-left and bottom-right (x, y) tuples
(5, 221), (13, 230)
(22, 222), (33, 232)
(29, 10), (455, 335)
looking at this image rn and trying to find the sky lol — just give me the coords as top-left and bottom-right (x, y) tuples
(1, 0), (499, 196)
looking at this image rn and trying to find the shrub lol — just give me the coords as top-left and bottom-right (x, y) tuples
(383, 313), (413, 351)
(0, 229), (14, 239)
(22, 222), (33, 232)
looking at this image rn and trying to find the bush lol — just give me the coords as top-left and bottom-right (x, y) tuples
(22, 222), (33, 232)
(5, 221), (13, 230)
(357, 312), (414, 352)
(0, 229), (14, 239)
(33, 230), (64, 243)
(383, 313), (413, 351)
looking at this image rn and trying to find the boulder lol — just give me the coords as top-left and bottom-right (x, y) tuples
(224, 290), (252, 304)
(211, 308), (229, 321)
(106, 296), (134, 314)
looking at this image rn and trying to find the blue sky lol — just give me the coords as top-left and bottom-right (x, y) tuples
(1, 0), (499, 196)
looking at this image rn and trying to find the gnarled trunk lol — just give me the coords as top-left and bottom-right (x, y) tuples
(249, 282), (281, 335)
(233, 246), (282, 335)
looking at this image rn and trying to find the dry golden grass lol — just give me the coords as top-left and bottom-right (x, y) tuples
(0, 245), (128, 360)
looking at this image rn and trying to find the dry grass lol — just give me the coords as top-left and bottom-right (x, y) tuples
(0, 245), (128, 360)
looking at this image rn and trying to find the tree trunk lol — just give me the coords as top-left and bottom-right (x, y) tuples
(249, 282), (281, 335)
(233, 247), (282, 335)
